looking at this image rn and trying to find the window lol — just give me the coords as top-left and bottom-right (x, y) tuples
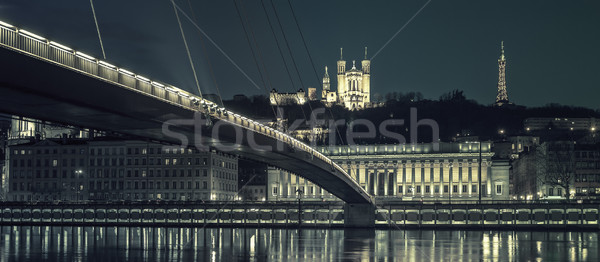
(453, 185), (458, 193)
(496, 184), (502, 195)
(398, 185), (403, 194)
(472, 185), (477, 193)
(444, 185), (449, 193)
(273, 186), (278, 195)
(462, 185), (467, 194)
(416, 186), (421, 193)
(425, 185), (430, 193)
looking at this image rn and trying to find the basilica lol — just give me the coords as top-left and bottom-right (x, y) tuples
(270, 47), (372, 111)
(322, 47), (371, 110)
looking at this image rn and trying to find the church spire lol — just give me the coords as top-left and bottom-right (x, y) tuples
(340, 47), (343, 60)
(364, 47), (368, 60)
(322, 66), (330, 91)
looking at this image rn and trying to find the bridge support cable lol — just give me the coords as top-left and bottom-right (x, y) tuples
(232, 0), (278, 119)
(171, 0), (204, 100)
(170, 2), (262, 91)
(267, 0), (315, 122)
(285, 0), (355, 176)
(284, 0), (345, 146)
(89, 0), (106, 59)
(259, 0), (298, 96)
(259, 0), (310, 124)
(185, 0), (224, 107)
(269, 0), (348, 154)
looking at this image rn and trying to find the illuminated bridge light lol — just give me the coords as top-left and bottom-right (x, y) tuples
(151, 81), (165, 88)
(135, 75), (150, 82)
(49, 41), (72, 52)
(0, 20), (15, 29)
(99, 61), (116, 69)
(75, 51), (96, 61)
(19, 29), (46, 42)
(119, 68), (134, 76)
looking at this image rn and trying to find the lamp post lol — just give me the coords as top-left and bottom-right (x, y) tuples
(478, 142), (482, 205)
(297, 188), (303, 226)
(449, 163), (454, 204)
(75, 169), (83, 202)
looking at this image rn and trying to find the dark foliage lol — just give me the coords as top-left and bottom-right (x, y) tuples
(222, 92), (600, 144)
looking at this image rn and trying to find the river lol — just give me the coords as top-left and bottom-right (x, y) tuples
(0, 226), (597, 261)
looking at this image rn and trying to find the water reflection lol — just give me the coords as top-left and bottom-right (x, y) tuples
(0, 226), (597, 261)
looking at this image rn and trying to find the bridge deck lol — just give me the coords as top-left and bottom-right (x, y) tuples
(0, 21), (372, 204)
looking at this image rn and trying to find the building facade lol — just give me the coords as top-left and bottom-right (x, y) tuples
(269, 89), (307, 106)
(239, 185), (267, 201)
(524, 117), (599, 132)
(322, 48), (371, 110)
(267, 142), (510, 201)
(574, 144), (600, 197)
(511, 141), (600, 200)
(6, 138), (238, 202)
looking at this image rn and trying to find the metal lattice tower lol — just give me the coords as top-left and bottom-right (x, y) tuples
(495, 41), (509, 106)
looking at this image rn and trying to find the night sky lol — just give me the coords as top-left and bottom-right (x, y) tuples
(1, 0), (598, 109)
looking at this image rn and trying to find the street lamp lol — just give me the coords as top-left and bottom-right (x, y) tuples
(75, 169), (84, 201)
(449, 163), (454, 204)
(473, 141), (482, 205)
(296, 188), (304, 226)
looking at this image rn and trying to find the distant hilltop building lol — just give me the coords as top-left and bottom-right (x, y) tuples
(322, 47), (371, 110)
(269, 88), (307, 105)
(495, 41), (512, 106)
(270, 47), (372, 111)
(524, 117), (599, 131)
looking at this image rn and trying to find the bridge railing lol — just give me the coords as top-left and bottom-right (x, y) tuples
(0, 20), (365, 196)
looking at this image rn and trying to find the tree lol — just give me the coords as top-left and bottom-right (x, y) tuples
(536, 142), (575, 199)
(373, 93), (383, 103)
(439, 89), (466, 102)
